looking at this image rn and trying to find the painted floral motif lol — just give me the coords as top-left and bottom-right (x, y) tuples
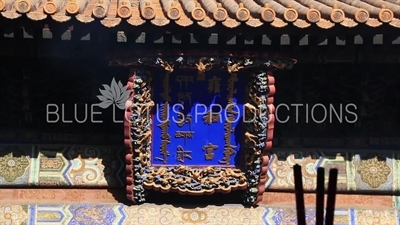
(0, 205), (28, 225)
(356, 209), (397, 225)
(68, 204), (116, 225)
(271, 208), (296, 225)
(181, 210), (208, 223)
(0, 147), (30, 183)
(267, 151), (322, 190)
(356, 155), (391, 189)
(1, 203), (400, 225)
(271, 208), (316, 225)
(124, 204), (264, 225)
(37, 146), (124, 187)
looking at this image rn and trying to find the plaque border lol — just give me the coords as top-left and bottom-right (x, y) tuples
(123, 56), (295, 205)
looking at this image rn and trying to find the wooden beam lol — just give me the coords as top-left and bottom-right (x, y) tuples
(172, 33), (181, 44)
(226, 34), (236, 45)
(0, 24), (398, 47)
(335, 36), (345, 45)
(208, 33), (218, 45)
(81, 33), (91, 41)
(153, 32), (163, 44)
(0, 35), (399, 62)
(262, 35), (271, 45)
(117, 31), (127, 42)
(22, 27), (33, 39)
(354, 35), (363, 44)
(280, 35), (290, 45)
(299, 35), (308, 45)
(136, 32), (146, 43)
(317, 35), (328, 45)
(244, 35), (254, 45)
(190, 33), (199, 44)
(392, 35), (400, 45)
(4, 27), (14, 38)
(42, 28), (53, 39)
(373, 34), (383, 45)
(61, 30), (72, 41)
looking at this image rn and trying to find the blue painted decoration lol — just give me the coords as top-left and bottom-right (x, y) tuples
(152, 70), (246, 167)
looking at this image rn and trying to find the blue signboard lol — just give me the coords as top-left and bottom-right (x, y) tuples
(152, 71), (246, 167)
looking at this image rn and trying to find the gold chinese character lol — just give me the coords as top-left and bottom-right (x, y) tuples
(160, 74), (171, 102)
(226, 104), (239, 115)
(203, 110), (220, 125)
(157, 121), (171, 140)
(175, 131), (195, 145)
(176, 145), (192, 163)
(218, 145), (237, 165)
(155, 140), (171, 164)
(177, 110), (192, 129)
(202, 143), (218, 160)
(207, 76), (221, 94)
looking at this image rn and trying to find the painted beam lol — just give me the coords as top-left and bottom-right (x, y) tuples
(2, 27), (400, 46)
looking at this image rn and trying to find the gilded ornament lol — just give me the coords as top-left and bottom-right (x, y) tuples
(227, 63), (244, 73)
(356, 155), (391, 188)
(0, 205), (28, 224)
(109, 55), (297, 71)
(181, 209), (208, 223)
(0, 147), (30, 183)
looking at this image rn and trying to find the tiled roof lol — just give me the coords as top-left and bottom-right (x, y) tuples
(0, 0), (400, 28)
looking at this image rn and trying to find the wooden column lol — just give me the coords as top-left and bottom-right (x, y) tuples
(242, 69), (273, 205)
(124, 69), (135, 202)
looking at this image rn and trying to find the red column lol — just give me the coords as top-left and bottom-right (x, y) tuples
(256, 71), (275, 204)
(124, 69), (135, 202)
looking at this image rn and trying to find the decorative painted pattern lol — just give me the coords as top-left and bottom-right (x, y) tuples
(266, 149), (349, 190)
(0, 145), (399, 192)
(0, 203), (398, 225)
(37, 145), (124, 187)
(0, 145), (32, 185)
(395, 196), (400, 208)
(0, 205), (29, 225)
(266, 149), (400, 192)
(0, 145), (124, 187)
(261, 192), (395, 208)
(395, 153), (400, 192)
(0, 189), (396, 208)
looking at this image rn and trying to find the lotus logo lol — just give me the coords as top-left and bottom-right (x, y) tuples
(97, 78), (131, 110)
(46, 77), (132, 124)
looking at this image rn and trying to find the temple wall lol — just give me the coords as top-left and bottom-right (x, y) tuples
(0, 60), (399, 223)
(1, 61), (398, 191)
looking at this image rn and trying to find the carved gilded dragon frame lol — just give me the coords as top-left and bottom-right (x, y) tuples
(118, 55), (296, 205)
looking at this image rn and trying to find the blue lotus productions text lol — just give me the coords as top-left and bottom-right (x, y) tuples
(45, 103), (358, 124)
(275, 103), (358, 124)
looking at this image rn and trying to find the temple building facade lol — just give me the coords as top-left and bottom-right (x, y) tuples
(0, 0), (399, 223)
